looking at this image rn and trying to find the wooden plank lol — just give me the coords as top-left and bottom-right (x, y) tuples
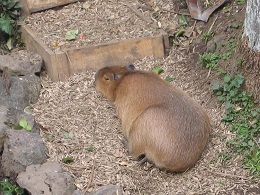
(55, 52), (70, 81)
(21, 25), (167, 82)
(19, 0), (78, 15)
(65, 35), (165, 74)
(21, 25), (59, 81)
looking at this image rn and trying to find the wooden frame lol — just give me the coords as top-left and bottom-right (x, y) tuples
(21, 25), (168, 81)
(19, 0), (78, 15)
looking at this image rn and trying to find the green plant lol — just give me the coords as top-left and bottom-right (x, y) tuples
(225, 38), (236, 52)
(152, 66), (164, 74)
(202, 32), (214, 43)
(199, 52), (230, 69)
(14, 118), (32, 131)
(0, 178), (25, 195)
(0, 0), (22, 50)
(217, 150), (232, 165)
(62, 156), (74, 164)
(86, 145), (96, 152)
(212, 74), (260, 177)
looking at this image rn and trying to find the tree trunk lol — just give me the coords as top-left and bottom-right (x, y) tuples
(244, 0), (260, 52)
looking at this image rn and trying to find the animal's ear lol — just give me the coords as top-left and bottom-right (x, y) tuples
(113, 73), (121, 80)
(127, 64), (135, 70)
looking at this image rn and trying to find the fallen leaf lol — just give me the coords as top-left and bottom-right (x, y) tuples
(83, 2), (91, 10)
(65, 29), (79, 40)
(112, 150), (124, 158)
(186, 0), (228, 22)
(117, 161), (129, 166)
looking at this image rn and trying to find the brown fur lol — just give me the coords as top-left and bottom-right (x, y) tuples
(95, 65), (211, 172)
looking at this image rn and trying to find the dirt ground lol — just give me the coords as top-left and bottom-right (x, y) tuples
(31, 0), (259, 194)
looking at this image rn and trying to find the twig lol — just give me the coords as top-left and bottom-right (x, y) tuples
(207, 67), (211, 78)
(207, 15), (218, 34)
(121, 1), (157, 28)
(207, 169), (251, 180)
(83, 158), (96, 193)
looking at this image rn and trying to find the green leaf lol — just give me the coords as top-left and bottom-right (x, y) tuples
(248, 140), (254, 146)
(0, 15), (13, 35)
(178, 15), (188, 26)
(65, 29), (79, 40)
(223, 75), (231, 83)
(14, 124), (23, 130)
(64, 132), (74, 139)
(175, 28), (185, 38)
(6, 37), (13, 50)
(165, 76), (174, 82)
(152, 66), (164, 74)
(19, 118), (28, 129)
(86, 145), (96, 152)
(26, 124), (32, 131)
(212, 82), (220, 91)
(62, 157), (74, 164)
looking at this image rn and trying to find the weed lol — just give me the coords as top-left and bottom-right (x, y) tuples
(152, 66), (164, 74)
(62, 156), (74, 164)
(225, 38), (236, 52)
(165, 76), (175, 82)
(202, 32), (214, 43)
(0, 0), (22, 50)
(86, 145), (96, 152)
(237, 0), (245, 4)
(199, 52), (230, 69)
(14, 118), (32, 131)
(0, 178), (25, 195)
(212, 74), (260, 177)
(218, 150), (232, 165)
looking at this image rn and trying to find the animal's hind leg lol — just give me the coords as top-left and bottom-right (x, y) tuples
(127, 133), (146, 162)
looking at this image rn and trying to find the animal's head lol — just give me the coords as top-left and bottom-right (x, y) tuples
(95, 64), (135, 101)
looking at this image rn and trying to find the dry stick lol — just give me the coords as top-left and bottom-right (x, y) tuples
(207, 170), (251, 180)
(208, 15), (219, 34)
(121, 1), (157, 28)
(206, 15), (219, 78)
(84, 158), (96, 193)
(121, 1), (168, 41)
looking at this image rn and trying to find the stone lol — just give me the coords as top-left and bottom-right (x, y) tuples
(92, 185), (123, 195)
(0, 74), (41, 125)
(17, 162), (76, 195)
(1, 129), (48, 179)
(0, 50), (42, 76)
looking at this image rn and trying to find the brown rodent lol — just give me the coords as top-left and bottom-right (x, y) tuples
(95, 64), (211, 172)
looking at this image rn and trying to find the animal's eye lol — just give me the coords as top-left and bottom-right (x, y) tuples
(104, 76), (110, 81)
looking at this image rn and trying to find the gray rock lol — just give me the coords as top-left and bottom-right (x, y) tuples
(0, 50), (42, 76)
(0, 105), (8, 153)
(0, 74), (41, 124)
(1, 129), (48, 179)
(92, 185), (123, 195)
(206, 34), (226, 53)
(17, 162), (76, 195)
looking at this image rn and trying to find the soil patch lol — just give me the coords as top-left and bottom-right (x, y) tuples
(24, 0), (175, 51)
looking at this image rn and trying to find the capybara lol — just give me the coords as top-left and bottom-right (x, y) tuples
(95, 64), (211, 172)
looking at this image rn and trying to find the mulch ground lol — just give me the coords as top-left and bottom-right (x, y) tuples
(30, 0), (259, 194)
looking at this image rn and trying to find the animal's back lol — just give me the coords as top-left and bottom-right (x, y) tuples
(115, 71), (211, 171)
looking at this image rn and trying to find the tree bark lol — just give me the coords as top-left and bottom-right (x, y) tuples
(244, 0), (260, 52)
